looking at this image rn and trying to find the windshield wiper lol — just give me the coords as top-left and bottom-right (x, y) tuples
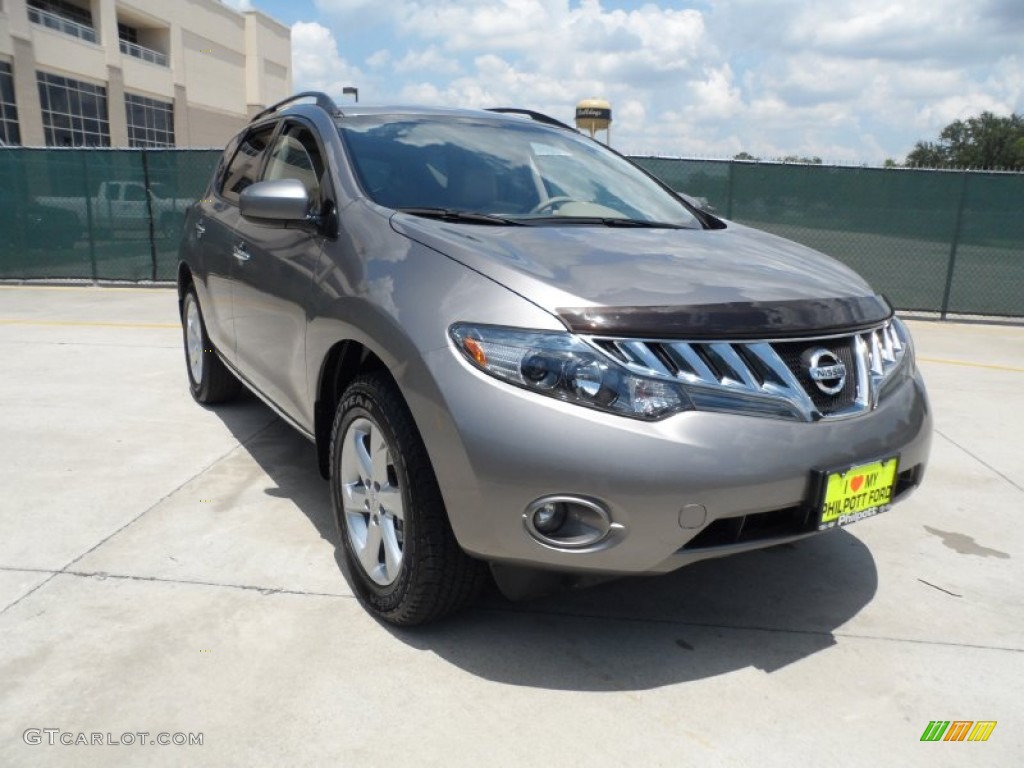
(395, 207), (523, 226)
(525, 216), (688, 229)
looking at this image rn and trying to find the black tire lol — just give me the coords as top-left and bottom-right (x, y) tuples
(330, 373), (488, 625)
(181, 287), (240, 404)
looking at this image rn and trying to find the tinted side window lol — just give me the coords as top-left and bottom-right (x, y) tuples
(219, 124), (276, 204)
(263, 124), (326, 205)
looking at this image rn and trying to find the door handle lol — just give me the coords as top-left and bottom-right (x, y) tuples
(232, 244), (251, 262)
(195, 222), (206, 238)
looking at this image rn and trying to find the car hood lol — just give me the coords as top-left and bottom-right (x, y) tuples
(391, 215), (889, 336)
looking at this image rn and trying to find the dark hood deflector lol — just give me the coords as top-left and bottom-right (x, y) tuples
(558, 295), (893, 340)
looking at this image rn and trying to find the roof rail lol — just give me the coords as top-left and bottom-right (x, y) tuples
(486, 108), (575, 132)
(251, 91), (342, 123)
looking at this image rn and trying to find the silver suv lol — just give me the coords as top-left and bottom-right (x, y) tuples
(178, 92), (932, 624)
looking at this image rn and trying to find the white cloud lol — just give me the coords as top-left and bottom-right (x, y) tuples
(290, 0), (1021, 162)
(382, 2), (715, 130)
(688, 66), (743, 122)
(366, 50), (391, 69)
(393, 46), (462, 76)
(291, 21), (364, 96)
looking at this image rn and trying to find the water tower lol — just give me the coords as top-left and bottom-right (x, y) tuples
(575, 98), (612, 144)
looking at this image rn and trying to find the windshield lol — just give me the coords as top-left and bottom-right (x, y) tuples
(338, 115), (700, 228)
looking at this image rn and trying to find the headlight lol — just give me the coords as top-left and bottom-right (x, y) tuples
(449, 324), (692, 420)
(892, 315), (915, 369)
(878, 315), (915, 396)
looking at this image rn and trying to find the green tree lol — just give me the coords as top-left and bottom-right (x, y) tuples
(906, 112), (1024, 169)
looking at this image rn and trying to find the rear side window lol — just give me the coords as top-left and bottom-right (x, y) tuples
(219, 124), (275, 204)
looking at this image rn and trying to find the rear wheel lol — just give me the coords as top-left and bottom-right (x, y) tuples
(330, 373), (487, 624)
(181, 287), (240, 404)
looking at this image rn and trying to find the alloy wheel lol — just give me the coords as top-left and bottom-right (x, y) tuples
(339, 417), (406, 585)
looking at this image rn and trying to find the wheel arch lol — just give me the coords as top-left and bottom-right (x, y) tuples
(314, 339), (390, 478)
(176, 262), (194, 315)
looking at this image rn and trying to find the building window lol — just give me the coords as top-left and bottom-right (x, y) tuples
(0, 61), (20, 145)
(118, 21), (169, 67)
(125, 93), (175, 148)
(36, 71), (110, 147)
(117, 23), (139, 45)
(29, 0), (92, 27)
(27, 0), (97, 43)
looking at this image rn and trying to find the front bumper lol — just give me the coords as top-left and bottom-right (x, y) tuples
(412, 346), (932, 575)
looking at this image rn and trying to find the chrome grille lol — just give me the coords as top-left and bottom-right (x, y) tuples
(586, 319), (909, 421)
(773, 338), (857, 414)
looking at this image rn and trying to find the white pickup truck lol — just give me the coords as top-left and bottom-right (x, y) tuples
(37, 180), (193, 238)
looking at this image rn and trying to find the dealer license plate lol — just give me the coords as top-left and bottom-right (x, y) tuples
(818, 457), (899, 530)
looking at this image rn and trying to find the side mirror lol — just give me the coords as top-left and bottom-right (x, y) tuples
(240, 178), (310, 221)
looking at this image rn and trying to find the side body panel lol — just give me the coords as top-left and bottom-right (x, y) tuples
(231, 216), (322, 426)
(180, 136), (241, 363)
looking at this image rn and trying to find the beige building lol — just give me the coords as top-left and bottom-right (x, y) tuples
(0, 0), (291, 147)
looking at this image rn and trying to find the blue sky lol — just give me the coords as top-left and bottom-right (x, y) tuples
(226, 0), (1024, 164)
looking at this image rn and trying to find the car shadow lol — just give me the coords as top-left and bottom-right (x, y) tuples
(389, 531), (878, 691)
(208, 389), (338, 545)
(213, 391), (880, 692)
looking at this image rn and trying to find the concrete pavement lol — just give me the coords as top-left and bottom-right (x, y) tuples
(0, 285), (1021, 767)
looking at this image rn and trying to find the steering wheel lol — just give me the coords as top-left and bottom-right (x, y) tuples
(529, 196), (576, 214)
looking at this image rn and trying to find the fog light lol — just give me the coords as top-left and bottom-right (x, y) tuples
(532, 501), (567, 533)
(524, 496), (614, 549)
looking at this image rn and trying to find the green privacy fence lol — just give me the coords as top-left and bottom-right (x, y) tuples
(632, 157), (1024, 318)
(1, 148), (1022, 317)
(0, 148), (221, 282)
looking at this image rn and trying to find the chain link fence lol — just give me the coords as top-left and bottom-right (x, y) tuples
(632, 157), (1024, 318)
(1, 149), (1021, 317)
(0, 148), (220, 282)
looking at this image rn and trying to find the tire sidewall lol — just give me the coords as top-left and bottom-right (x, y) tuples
(180, 290), (199, 393)
(182, 289), (208, 401)
(330, 382), (418, 613)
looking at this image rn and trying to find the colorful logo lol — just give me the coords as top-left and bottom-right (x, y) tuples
(920, 721), (997, 742)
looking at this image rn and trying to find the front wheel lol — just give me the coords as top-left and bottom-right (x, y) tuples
(330, 374), (487, 625)
(181, 287), (240, 404)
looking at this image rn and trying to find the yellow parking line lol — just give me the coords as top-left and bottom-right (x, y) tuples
(917, 356), (1024, 373)
(903, 319), (1024, 335)
(0, 319), (179, 329)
